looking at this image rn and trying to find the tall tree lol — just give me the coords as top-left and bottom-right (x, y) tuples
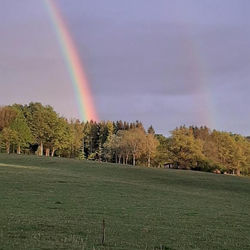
(145, 133), (159, 167)
(169, 127), (205, 169)
(49, 117), (71, 157)
(125, 128), (146, 166)
(69, 119), (84, 158)
(153, 135), (171, 168)
(10, 108), (33, 154)
(0, 127), (17, 154)
(0, 106), (17, 131)
(24, 103), (51, 156)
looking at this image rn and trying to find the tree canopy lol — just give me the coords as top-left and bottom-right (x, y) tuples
(0, 103), (249, 176)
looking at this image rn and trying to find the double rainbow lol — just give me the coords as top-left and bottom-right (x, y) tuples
(45, 0), (98, 122)
(45, 1), (216, 128)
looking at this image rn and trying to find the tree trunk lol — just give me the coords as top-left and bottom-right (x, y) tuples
(45, 148), (50, 157)
(236, 168), (241, 176)
(126, 155), (129, 165)
(118, 155), (121, 164)
(133, 154), (136, 166)
(147, 155), (151, 168)
(17, 144), (21, 155)
(40, 142), (43, 156)
(6, 143), (10, 154)
(51, 148), (55, 157)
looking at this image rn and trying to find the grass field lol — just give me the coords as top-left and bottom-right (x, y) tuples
(0, 154), (249, 250)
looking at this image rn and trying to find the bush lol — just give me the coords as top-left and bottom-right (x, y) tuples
(195, 159), (222, 173)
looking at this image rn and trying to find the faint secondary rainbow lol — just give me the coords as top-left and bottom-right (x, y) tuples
(181, 25), (216, 129)
(45, 0), (98, 122)
(166, 23), (216, 129)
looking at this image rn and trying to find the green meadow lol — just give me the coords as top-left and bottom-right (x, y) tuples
(0, 154), (250, 250)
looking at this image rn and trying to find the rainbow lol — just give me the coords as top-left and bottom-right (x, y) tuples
(45, 0), (98, 122)
(166, 23), (216, 129)
(187, 34), (216, 129)
(181, 26), (215, 129)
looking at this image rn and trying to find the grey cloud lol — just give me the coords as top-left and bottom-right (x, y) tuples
(0, 0), (250, 135)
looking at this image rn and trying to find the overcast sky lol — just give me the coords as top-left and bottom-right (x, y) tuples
(0, 0), (249, 135)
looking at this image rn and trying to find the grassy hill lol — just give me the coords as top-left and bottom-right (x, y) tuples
(0, 154), (249, 250)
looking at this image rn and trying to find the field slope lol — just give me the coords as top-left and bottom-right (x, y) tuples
(0, 154), (250, 250)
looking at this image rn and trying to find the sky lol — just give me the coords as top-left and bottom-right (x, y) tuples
(0, 0), (250, 135)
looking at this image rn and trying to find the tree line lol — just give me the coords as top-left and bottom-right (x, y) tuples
(0, 103), (249, 175)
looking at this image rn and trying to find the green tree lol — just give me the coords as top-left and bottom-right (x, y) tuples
(24, 103), (51, 156)
(69, 120), (84, 158)
(169, 127), (205, 169)
(145, 133), (159, 167)
(49, 117), (72, 157)
(103, 133), (122, 163)
(231, 134), (249, 175)
(0, 127), (17, 154)
(125, 128), (147, 166)
(153, 135), (171, 168)
(10, 108), (33, 154)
